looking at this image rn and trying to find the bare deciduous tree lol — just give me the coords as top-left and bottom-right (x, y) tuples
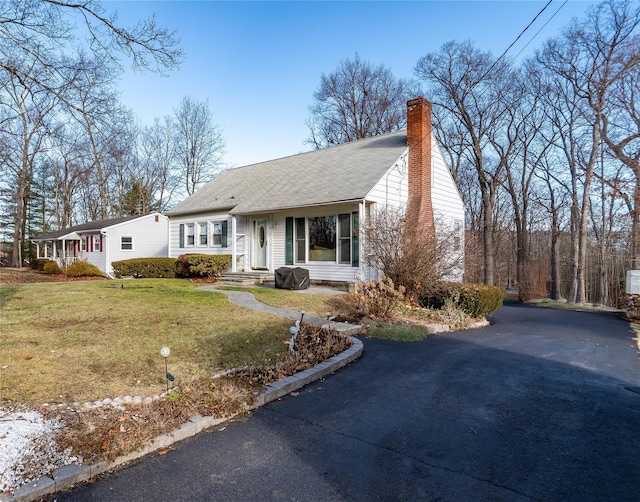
(173, 96), (225, 196)
(306, 53), (417, 149)
(364, 206), (464, 300)
(415, 40), (516, 286)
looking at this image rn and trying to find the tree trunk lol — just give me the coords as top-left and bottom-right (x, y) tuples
(550, 205), (561, 300)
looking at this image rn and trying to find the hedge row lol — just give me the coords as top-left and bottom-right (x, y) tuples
(419, 282), (505, 317)
(112, 254), (231, 279)
(31, 258), (102, 277)
(111, 258), (178, 278)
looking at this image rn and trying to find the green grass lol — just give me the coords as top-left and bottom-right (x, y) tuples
(0, 279), (292, 404)
(216, 286), (345, 318)
(363, 319), (433, 342)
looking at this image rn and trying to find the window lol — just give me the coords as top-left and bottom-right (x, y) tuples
(212, 222), (223, 246)
(180, 221), (227, 249)
(199, 222), (208, 246)
(93, 236), (101, 252)
(186, 224), (195, 246)
(308, 215), (336, 262)
(287, 213), (357, 265)
(121, 236), (133, 251)
(80, 238), (86, 252)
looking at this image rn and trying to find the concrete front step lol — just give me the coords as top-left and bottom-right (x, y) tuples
(217, 272), (274, 286)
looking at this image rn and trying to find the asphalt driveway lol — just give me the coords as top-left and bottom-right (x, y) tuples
(54, 304), (640, 501)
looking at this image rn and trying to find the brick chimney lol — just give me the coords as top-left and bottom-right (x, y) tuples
(405, 97), (435, 245)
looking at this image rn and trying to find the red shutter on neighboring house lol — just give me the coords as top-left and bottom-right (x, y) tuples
(90, 236), (93, 252)
(99, 235), (103, 252)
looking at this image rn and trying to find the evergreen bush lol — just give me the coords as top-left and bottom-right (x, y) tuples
(65, 260), (103, 277)
(42, 261), (62, 275)
(419, 283), (504, 317)
(111, 258), (177, 278)
(175, 254), (231, 278)
(31, 258), (51, 271)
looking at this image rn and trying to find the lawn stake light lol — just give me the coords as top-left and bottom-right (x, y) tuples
(160, 346), (175, 393)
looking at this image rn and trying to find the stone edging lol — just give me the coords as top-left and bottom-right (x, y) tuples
(4, 335), (364, 502)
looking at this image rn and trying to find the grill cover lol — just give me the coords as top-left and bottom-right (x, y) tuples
(275, 267), (310, 290)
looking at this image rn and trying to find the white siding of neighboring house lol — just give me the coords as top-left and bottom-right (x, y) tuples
(105, 214), (169, 276)
(168, 212), (248, 271)
(81, 233), (107, 274)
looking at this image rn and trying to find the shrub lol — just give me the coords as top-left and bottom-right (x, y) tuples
(42, 261), (62, 275)
(419, 282), (504, 317)
(342, 277), (406, 320)
(621, 294), (640, 320)
(65, 260), (103, 278)
(30, 258), (51, 271)
(175, 254), (231, 278)
(111, 258), (177, 278)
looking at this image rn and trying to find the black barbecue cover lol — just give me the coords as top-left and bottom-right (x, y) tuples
(275, 267), (310, 290)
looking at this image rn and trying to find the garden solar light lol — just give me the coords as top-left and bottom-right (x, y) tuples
(289, 321), (300, 354)
(160, 346), (174, 392)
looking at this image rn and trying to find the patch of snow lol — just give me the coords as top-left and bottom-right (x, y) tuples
(0, 407), (78, 494)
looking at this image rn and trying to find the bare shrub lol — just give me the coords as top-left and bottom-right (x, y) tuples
(342, 277), (405, 320)
(364, 207), (464, 300)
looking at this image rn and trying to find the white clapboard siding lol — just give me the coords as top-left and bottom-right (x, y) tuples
(106, 214), (169, 275)
(366, 151), (408, 208)
(168, 213), (246, 266)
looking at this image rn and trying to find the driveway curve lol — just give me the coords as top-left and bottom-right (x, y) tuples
(54, 304), (640, 502)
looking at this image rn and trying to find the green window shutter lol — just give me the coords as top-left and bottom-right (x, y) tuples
(221, 220), (228, 248)
(351, 212), (359, 267)
(285, 217), (293, 265)
(179, 224), (185, 248)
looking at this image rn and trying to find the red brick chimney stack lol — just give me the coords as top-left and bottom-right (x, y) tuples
(406, 97), (435, 244)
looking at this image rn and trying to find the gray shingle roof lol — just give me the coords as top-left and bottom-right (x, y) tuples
(168, 130), (408, 216)
(33, 214), (147, 241)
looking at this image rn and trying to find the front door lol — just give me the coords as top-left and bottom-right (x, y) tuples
(253, 219), (268, 269)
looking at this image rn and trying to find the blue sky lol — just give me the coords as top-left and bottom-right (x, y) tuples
(111, 0), (597, 167)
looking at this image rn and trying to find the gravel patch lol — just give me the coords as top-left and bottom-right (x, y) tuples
(0, 406), (78, 494)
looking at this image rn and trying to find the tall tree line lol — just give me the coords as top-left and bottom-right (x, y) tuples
(0, 1), (225, 266)
(307, 0), (638, 306)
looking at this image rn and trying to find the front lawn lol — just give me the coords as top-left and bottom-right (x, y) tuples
(1, 279), (293, 405)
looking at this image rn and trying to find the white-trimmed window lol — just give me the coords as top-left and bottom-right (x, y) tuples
(186, 223), (195, 246)
(80, 238), (86, 252)
(93, 236), (101, 252)
(199, 222), (208, 246)
(121, 236), (133, 251)
(212, 222), (223, 246)
(289, 213), (354, 264)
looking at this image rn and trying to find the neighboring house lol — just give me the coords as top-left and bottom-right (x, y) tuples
(32, 213), (169, 277)
(167, 97), (465, 285)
